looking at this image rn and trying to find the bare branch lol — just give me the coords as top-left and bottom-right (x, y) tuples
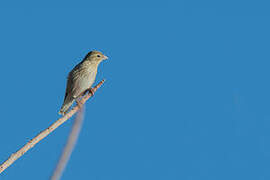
(0, 79), (105, 174)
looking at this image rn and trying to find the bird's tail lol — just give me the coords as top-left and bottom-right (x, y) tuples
(58, 96), (74, 115)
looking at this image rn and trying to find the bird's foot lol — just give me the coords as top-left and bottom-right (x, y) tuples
(87, 88), (95, 96)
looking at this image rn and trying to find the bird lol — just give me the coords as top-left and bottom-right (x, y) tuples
(59, 50), (108, 115)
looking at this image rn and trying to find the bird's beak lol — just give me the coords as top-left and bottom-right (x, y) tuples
(103, 55), (108, 60)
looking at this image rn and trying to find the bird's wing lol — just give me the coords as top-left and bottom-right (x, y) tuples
(63, 71), (75, 101)
(66, 63), (87, 98)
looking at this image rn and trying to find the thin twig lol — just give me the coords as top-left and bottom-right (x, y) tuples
(0, 79), (105, 174)
(51, 105), (85, 180)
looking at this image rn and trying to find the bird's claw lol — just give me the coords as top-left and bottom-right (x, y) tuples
(88, 88), (95, 96)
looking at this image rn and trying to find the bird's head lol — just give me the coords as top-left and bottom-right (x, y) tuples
(85, 50), (108, 63)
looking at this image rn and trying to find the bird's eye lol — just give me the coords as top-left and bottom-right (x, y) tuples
(97, 55), (101, 57)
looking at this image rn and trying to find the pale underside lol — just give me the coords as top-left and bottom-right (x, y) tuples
(66, 61), (98, 99)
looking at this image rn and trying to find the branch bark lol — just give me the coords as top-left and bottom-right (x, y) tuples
(0, 79), (105, 174)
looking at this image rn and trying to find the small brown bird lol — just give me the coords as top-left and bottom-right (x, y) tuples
(59, 50), (108, 115)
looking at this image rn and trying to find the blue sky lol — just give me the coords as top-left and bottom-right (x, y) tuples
(0, 1), (270, 180)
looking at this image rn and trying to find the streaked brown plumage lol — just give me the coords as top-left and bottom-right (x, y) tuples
(59, 50), (108, 115)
